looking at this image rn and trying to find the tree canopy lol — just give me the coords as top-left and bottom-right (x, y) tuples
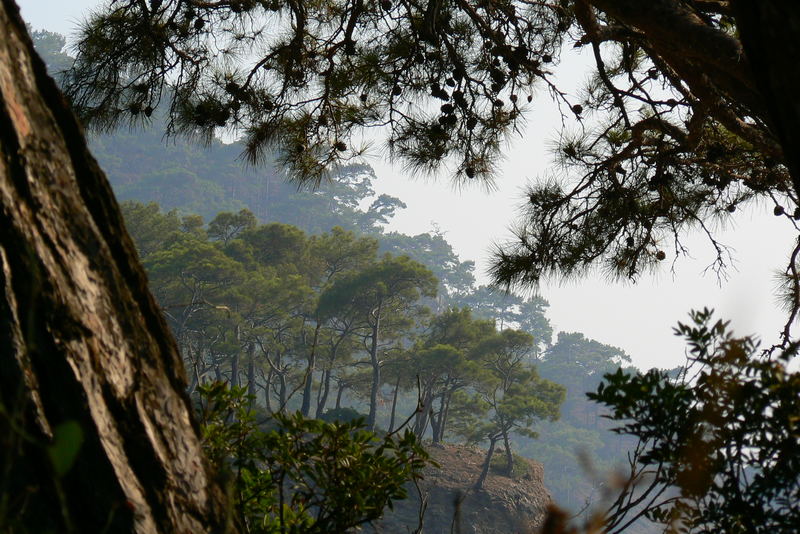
(63, 0), (799, 300)
(117, 201), (577, 499)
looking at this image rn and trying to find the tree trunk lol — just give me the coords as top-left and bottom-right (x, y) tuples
(316, 341), (341, 417)
(430, 403), (442, 444)
(300, 322), (320, 416)
(246, 342), (256, 400)
(335, 381), (345, 409)
(502, 431), (514, 476)
(263, 369), (273, 413)
(414, 387), (434, 437)
(187, 347), (201, 395)
(315, 368), (331, 418)
(431, 391), (449, 444)
(278, 373), (289, 413)
(367, 312), (381, 430)
(388, 375), (401, 433)
(230, 351), (240, 388)
(278, 365), (287, 411)
(434, 391), (452, 443)
(230, 326), (240, 388)
(0, 3), (232, 532)
(474, 436), (499, 490)
(439, 392), (452, 442)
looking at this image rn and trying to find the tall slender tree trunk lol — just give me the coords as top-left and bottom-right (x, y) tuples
(0, 4), (231, 532)
(436, 391), (452, 443)
(263, 369), (273, 413)
(230, 325), (240, 388)
(300, 323), (320, 416)
(279, 375), (287, 411)
(414, 387), (434, 437)
(246, 342), (256, 400)
(315, 341), (341, 417)
(316, 367), (331, 418)
(277, 355), (287, 412)
(335, 381), (345, 409)
(187, 347), (201, 395)
(388, 375), (401, 433)
(430, 404), (441, 444)
(367, 309), (381, 430)
(230, 352), (239, 388)
(431, 391), (449, 444)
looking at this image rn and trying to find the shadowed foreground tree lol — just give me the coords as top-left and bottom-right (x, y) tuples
(591, 310), (800, 534)
(0, 1), (231, 532)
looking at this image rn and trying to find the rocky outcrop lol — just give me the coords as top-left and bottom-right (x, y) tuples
(369, 443), (551, 534)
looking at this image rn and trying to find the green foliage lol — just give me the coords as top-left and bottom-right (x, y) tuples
(508, 330), (638, 511)
(115, 196), (652, 523)
(31, 19), (800, 534)
(116, 199), (588, 502)
(90, 116), (403, 237)
(379, 231), (476, 302)
(451, 326), (565, 475)
(209, 209), (258, 244)
(318, 254), (437, 428)
(539, 332), (632, 426)
(489, 451), (534, 480)
(29, 27), (72, 75)
(409, 307), (496, 441)
(318, 407), (364, 424)
(64, 0), (566, 183)
(319, 255), (438, 315)
(114, 199), (646, 520)
(590, 309), (800, 533)
(47, 421), (84, 478)
(120, 201), (181, 257)
(60, 2), (795, 289)
(197, 382), (430, 533)
(455, 287), (553, 355)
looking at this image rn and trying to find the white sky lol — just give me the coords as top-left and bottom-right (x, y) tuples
(18, 0), (799, 370)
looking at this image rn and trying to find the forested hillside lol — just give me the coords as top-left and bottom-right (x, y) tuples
(29, 27), (656, 516)
(118, 201), (641, 512)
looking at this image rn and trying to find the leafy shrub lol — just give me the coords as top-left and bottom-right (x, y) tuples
(591, 310), (800, 533)
(490, 451), (535, 480)
(318, 407), (365, 424)
(197, 382), (430, 533)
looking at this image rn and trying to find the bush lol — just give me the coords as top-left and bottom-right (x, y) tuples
(197, 382), (431, 533)
(490, 450), (535, 480)
(318, 407), (365, 424)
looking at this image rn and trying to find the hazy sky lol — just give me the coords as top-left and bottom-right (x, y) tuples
(18, 0), (799, 370)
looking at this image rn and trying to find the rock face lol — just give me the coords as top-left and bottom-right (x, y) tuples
(369, 443), (551, 534)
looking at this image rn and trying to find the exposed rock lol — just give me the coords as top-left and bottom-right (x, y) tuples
(368, 443), (551, 534)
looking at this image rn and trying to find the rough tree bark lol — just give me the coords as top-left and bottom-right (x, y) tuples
(0, 1), (232, 532)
